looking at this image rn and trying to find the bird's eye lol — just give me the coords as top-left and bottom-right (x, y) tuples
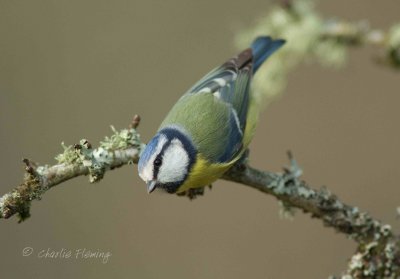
(154, 158), (162, 167)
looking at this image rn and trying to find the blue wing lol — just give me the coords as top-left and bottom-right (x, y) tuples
(186, 49), (253, 131)
(184, 36), (285, 162)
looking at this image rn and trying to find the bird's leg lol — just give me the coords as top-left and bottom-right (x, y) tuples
(238, 148), (250, 167)
(229, 148), (250, 173)
(176, 185), (212, 200)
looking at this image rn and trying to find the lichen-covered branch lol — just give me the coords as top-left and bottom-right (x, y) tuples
(1, 124), (399, 276)
(0, 116), (145, 222)
(223, 154), (400, 278)
(235, 0), (400, 106)
(224, 153), (383, 243)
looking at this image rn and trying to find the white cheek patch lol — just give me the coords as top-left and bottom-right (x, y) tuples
(139, 135), (168, 182)
(157, 139), (189, 184)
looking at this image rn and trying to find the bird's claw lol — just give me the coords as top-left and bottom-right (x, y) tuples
(176, 185), (212, 200)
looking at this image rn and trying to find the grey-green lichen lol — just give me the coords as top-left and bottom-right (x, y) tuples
(345, 237), (400, 278)
(267, 173), (315, 199)
(342, 221), (400, 278)
(0, 193), (14, 216)
(80, 126), (144, 182)
(52, 126), (144, 183)
(267, 154), (315, 200)
(235, 0), (347, 107)
(235, 0), (399, 108)
(388, 24), (400, 67)
(100, 125), (143, 150)
(0, 180), (38, 222)
(278, 200), (296, 220)
(389, 24), (400, 47)
(55, 142), (80, 164)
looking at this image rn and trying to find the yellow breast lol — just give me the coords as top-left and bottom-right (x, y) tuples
(177, 154), (235, 193)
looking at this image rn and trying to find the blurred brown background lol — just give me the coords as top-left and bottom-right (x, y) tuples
(0, 0), (399, 278)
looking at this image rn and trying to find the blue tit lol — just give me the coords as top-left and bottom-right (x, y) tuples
(138, 36), (285, 194)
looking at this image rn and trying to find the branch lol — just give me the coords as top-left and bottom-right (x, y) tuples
(0, 115), (144, 222)
(321, 19), (400, 68)
(223, 154), (400, 278)
(1, 118), (399, 276)
(234, 0), (400, 106)
(224, 152), (378, 243)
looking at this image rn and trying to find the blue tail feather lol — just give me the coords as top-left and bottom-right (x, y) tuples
(251, 36), (285, 73)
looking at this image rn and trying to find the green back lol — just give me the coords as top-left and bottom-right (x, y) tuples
(159, 93), (232, 163)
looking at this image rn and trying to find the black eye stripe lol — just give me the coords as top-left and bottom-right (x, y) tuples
(152, 141), (171, 179)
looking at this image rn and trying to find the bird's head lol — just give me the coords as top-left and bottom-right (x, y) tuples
(138, 127), (196, 194)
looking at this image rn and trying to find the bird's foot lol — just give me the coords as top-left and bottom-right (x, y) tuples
(176, 185), (212, 200)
